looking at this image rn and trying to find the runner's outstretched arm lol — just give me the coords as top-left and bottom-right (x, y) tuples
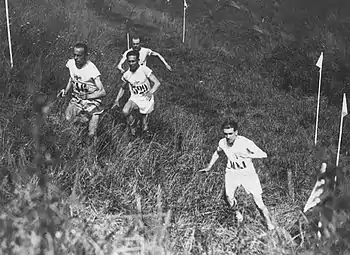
(112, 84), (125, 109)
(236, 141), (267, 159)
(150, 51), (172, 71)
(198, 147), (222, 172)
(117, 54), (127, 73)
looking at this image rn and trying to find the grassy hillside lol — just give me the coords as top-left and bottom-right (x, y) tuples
(1, 0), (350, 254)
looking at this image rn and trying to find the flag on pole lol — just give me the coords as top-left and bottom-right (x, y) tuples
(184, 0), (189, 10)
(342, 93), (348, 117)
(314, 52), (324, 145)
(316, 52), (323, 69)
(336, 93), (348, 166)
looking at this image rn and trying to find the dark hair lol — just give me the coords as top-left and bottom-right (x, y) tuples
(221, 119), (238, 131)
(126, 50), (140, 60)
(74, 42), (88, 54)
(132, 36), (141, 41)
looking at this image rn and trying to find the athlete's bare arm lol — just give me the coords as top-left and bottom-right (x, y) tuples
(236, 141), (267, 159)
(198, 146), (223, 172)
(86, 76), (106, 100)
(150, 51), (172, 71)
(58, 77), (73, 97)
(149, 74), (161, 94)
(117, 53), (127, 73)
(112, 82), (127, 108)
(143, 73), (161, 100)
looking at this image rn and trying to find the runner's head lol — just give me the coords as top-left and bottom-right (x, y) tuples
(73, 42), (88, 69)
(221, 119), (238, 145)
(131, 36), (141, 51)
(126, 50), (140, 72)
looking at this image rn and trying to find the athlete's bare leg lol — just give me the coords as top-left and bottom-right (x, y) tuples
(141, 114), (149, 132)
(253, 194), (275, 230)
(65, 101), (81, 123)
(122, 100), (139, 135)
(89, 114), (99, 137)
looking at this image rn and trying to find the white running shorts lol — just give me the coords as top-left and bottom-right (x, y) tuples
(129, 95), (154, 114)
(225, 167), (263, 200)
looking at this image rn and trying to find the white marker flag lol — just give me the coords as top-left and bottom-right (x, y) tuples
(184, 0), (188, 9)
(341, 93), (348, 117)
(336, 93), (348, 166)
(316, 52), (323, 69)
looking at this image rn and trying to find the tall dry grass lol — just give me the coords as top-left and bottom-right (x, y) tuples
(1, 0), (350, 254)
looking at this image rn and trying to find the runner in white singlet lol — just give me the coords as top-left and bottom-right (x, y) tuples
(58, 43), (106, 139)
(116, 36), (172, 73)
(112, 50), (161, 135)
(199, 119), (275, 230)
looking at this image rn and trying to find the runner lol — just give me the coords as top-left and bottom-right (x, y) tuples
(116, 36), (172, 73)
(199, 119), (275, 230)
(112, 50), (161, 135)
(58, 42), (106, 141)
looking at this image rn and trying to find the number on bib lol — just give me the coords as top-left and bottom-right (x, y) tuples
(75, 82), (88, 93)
(230, 160), (246, 169)
(131, 84), (148, 95)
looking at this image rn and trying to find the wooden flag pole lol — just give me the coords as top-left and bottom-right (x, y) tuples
(5, 0), (14, 68)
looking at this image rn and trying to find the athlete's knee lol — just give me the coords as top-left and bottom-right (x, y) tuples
(65, 111), (75, 122)
(122, 107), (130, 116)
(65, 104), (79, 121)
(65, 107), (71, 120)
(122, 100), (135, 116)
(226, 194), (237, 207)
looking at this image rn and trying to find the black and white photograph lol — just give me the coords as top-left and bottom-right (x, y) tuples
(0, 0), (349, 254)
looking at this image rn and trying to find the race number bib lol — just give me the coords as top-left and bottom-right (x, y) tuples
(73, 75), (89, 93)
(229, 159), (247, 169)
(75, 81), (89, 93)
(131, 83), (149, 95)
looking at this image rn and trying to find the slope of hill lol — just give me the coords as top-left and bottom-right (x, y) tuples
(0, 0), (349, 254)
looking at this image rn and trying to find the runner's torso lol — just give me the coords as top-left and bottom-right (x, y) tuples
(218, 136), (254, 170)
(66, 59), (101, 100)
(122, 65), (152, 98)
